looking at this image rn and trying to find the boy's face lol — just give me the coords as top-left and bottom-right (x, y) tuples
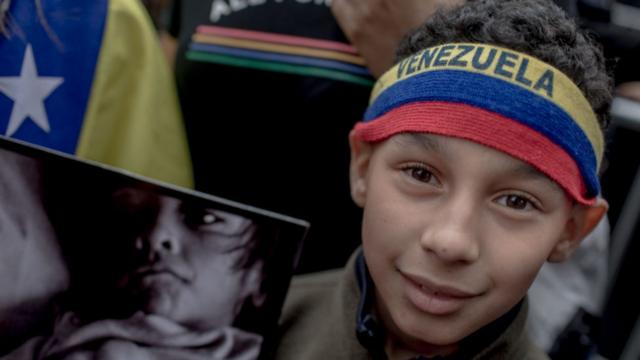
(111, 188), (263, 330)
(350, 133), (600, 354)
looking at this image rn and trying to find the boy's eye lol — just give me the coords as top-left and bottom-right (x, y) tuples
(496, 194), (537, 211)
(202, 213), (218, 225)
(183, 208), (220, 227)
(182, 205), (253, 237)
(403, 164), (437, 184)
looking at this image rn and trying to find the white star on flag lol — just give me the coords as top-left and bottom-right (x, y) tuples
(0, 44), (64, 136)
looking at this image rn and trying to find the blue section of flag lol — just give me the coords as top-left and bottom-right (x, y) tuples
(0, 0), (107, 154)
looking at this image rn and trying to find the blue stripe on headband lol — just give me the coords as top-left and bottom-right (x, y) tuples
(364, 70), (600, 196)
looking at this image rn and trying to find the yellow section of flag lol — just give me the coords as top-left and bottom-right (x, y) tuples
(78, 0), (193, 188)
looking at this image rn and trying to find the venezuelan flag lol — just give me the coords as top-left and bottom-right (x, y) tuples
(0, 0), (193, 188)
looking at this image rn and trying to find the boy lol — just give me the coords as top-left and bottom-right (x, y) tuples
(4, 186), (269, 360)
(276, 0), (611, 359)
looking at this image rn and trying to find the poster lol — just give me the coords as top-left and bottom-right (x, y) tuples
(0, 136), (308, 360)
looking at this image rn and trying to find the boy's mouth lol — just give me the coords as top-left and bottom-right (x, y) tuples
(134, 265), (191, 284)
(399, 271), (479, 316)
(118, 262), (195, 290)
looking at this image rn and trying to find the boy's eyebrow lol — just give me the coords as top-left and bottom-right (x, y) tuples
(499, 159), (563, 191)
(396, 133), (561, 188)
(508, 162), (552, 181)
(396, 133), (444, 153)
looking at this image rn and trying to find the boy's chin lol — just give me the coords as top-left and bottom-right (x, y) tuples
(135, 284), (187, 323)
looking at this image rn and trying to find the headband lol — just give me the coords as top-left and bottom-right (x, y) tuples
(353, 43), (604, 204)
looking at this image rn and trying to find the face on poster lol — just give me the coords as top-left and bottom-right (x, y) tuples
(0, 136), (308, 359)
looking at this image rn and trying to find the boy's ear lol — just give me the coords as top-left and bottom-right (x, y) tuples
(349, 129), (373, 208)
(548, 198), (608, 262)
(243, 263), (266, 307)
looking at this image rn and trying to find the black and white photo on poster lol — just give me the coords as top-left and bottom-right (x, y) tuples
(0, 136), (308, 360)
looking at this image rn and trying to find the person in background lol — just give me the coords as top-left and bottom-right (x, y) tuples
(162, 0), (462, 274)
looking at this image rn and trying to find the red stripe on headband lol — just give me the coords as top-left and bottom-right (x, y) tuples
(354, 101), (593, 205)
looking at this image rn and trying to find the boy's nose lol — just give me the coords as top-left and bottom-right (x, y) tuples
(419, 197), (480, 264)
(138, 224), (182, 259)
(152, 236), (180, 254)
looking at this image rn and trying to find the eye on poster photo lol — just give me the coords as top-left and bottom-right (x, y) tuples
(0, 136), (308, 360)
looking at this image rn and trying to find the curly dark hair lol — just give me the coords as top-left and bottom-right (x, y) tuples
(396, 0), (613, 129)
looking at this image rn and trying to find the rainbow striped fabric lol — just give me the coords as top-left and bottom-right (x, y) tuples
(354, 43), (603, 204)
(186, 25), (374, 87)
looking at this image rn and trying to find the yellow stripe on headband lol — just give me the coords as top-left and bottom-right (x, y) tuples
(371, 43), (603, 164)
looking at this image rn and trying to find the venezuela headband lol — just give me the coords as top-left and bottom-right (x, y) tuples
(353, 43), (604, 205)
